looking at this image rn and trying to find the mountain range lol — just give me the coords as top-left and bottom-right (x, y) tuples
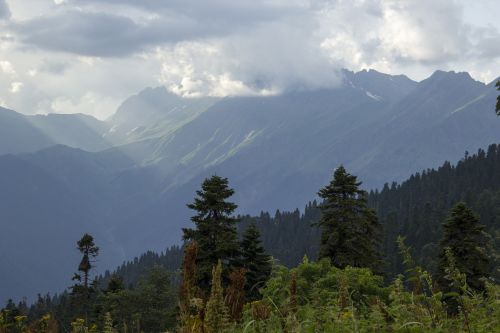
(0, 69), (499, 302)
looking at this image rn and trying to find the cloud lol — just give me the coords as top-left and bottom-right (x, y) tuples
(156, 0), (500, 96)
(0, 0), (10, 20)
(158, 18), (342, 96)
(0, 0), (498, 118)
(0, 60), (15, 75)
(9, 81), (23, 93)
(11, 10), (185, 57)
(49, 92), (118, 119)
(11, 1), (305, 57)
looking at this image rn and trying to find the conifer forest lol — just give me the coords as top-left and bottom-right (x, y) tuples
(2, 141), (500, 332)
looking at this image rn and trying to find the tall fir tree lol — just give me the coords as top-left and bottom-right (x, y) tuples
(437, 203), (489, 294)
(317, 166), (382, 272)
(239, 223), (272, 301)
(71, 233), (99, 324)
(74, 233), (99, 290)
(183, 175), (240, 295)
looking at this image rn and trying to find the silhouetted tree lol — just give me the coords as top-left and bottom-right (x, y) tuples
(239, 223), (272, 301)
(317, 166), (382, 272)
(183, 175), (240, 295)
(74, 233), (99, 290)
(437, 203), (489, 296)
(71, 233), (99, 324)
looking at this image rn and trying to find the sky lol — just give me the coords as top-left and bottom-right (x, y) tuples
(0, 0), (498, 120)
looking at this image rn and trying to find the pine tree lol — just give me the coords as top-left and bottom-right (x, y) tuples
(239, 223), (272, 301)
(74, 233), (99, 290)
(105, 275), (124, 294)
(71, 233), (99, 324)
(317, 166), (382, 272)
(183, 175), (240, 295)
(204, 260), (229, 333)
(437, 203), (489, 294)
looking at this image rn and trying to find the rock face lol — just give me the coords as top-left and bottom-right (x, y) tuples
(1, 69), (499, 302)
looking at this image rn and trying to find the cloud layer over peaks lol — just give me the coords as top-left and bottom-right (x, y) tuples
(0, 0), (498, 117)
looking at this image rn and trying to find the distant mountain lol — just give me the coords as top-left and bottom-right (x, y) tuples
(1, 69), (499, 302)
(104, 86), (218, 144)
(0, 108), (111, 154)
(0, 87), (217, 155)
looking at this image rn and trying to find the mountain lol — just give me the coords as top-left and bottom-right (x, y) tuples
(0, 107), (111, 154)
(104, 86), (218, 144)
(116, 70), (499, 213)
(1, 69), (500, 302)
(0, 87), (218, 155)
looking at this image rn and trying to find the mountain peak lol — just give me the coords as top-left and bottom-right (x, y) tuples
(341, 68), (417, 102)
(426, 70), (480, 84)
(417, 70), (485, 95)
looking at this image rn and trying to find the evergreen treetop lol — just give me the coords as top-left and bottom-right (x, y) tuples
(317, 166), (382, 272)
(437, 202), (489, 294)
(75, 233), (99, 289)
(239, 223), (272, 301)
(183, 175), (240, 295)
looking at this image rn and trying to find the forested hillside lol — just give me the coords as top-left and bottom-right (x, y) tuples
(2, 70), (500, 303)
(370, 144), (500, 278)
(3, 148), (498, 332)
(67, 144), (500, 287)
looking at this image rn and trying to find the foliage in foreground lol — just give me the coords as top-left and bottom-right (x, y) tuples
(222, 258), (499, 333)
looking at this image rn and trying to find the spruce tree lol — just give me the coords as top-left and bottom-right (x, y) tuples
(317, 166), (382, 272)
(105, 275), (124, 294)
(239, 223), (272, 301)
(183, 175), (240, 295)
(437, 203), (489, 294)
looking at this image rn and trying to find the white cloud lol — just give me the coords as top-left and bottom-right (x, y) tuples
(0, 60), (15, 75)
(9, 81), (23, 93)
(157, 19), (342, 97)
(0, 0), (497, 118)
(50, 92), (118, 119)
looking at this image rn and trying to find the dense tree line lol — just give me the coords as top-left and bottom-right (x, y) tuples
(2, 145), (499, 332)
(98, 246), (184, 289)
(370, 144), (500, 278)
(238, 202), (321, 267)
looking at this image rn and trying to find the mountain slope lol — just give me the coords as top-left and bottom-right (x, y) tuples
(1, 69), (500, 302)
(0, 107), (111, 154)
(105, 86), (218, 144)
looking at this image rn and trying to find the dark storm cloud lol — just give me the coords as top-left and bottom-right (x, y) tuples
(10, 0), (304, 57)
(11, 10), (208, 57)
